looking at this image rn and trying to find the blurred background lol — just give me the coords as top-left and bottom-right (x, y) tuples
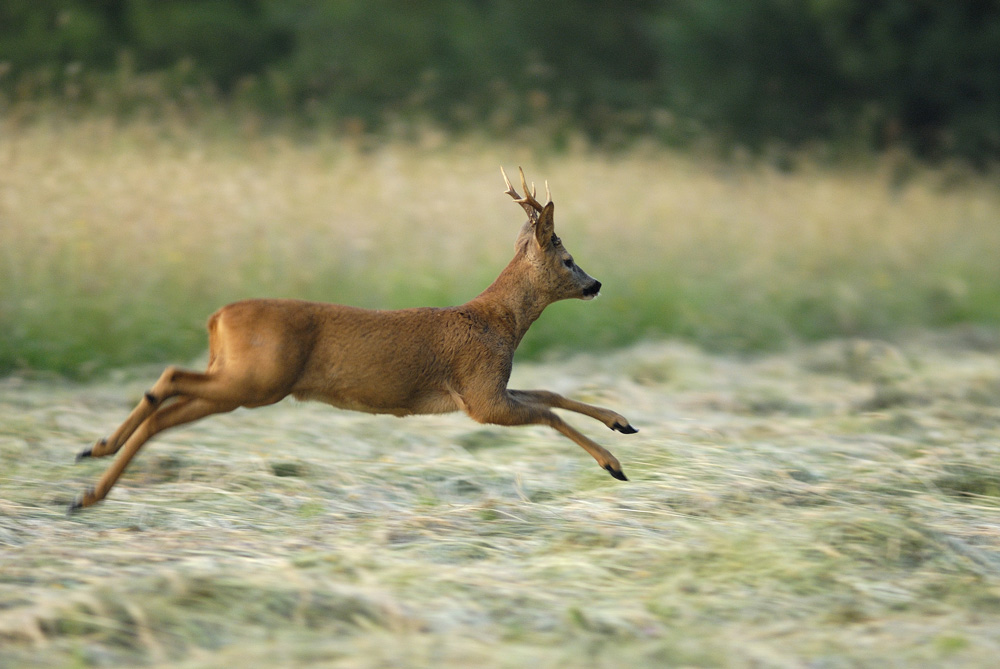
(3, 0), (999, 162)
(2, 1), (1000, 377)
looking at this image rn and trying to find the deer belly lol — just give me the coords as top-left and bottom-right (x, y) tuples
(292, 384), (460, 417)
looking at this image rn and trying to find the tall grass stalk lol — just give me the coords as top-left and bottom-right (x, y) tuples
(2, 115), (1000, 377)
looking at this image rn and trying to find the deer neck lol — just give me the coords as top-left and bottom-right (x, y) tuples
(468, 258), (550, 346)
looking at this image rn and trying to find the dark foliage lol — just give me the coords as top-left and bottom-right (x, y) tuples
(1, 1), (997, 162)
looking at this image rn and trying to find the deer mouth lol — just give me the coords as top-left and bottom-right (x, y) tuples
(582, 280), (602, 300)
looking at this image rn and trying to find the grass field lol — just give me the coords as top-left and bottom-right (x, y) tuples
(2, 116), (1000, 666)
(2, 334), (1000, 667)
(2, 116), (1000, 377)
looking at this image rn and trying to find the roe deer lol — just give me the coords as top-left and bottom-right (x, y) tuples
(69, 167), (637, 512)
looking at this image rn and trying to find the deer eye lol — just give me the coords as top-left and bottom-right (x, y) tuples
(563, 257), (574, 268)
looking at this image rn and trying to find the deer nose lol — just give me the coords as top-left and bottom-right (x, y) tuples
(584, 280), (602, 297)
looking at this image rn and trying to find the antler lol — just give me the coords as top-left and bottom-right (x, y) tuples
(501, 166), (551, 222)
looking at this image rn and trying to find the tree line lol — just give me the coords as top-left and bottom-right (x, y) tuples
(2, 0), (998, 163)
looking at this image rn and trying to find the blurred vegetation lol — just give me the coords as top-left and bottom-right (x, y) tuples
(1, 0), (998, 164)
(2, 2), (1000, 377)
(2, 119), (999, 379)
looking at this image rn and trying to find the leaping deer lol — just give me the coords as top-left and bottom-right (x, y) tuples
(69, 167), (637, 512)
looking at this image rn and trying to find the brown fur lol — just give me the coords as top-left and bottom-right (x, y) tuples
(69, 168), (637, 512)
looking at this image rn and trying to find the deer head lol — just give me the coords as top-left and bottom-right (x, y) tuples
(501, 166), (601, 301)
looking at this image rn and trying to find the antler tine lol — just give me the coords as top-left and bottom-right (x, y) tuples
(517, 167), (545, 213)
(545, 180), (551, 204)
(501, 165), (543, 221)
(500, 165), (518, 199)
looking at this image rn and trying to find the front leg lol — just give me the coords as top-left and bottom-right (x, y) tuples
(508, 389), (638, 434)
(462, 389), (630, 481)
(549, 415), (628, 481)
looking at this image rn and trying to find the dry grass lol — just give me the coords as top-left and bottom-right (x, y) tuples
(2, 116), (1000, 375)
(3, 115), (1000, 665)
(3, 334), (1000, 667)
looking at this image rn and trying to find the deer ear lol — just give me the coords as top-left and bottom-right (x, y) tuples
(534, 202), (555, 248)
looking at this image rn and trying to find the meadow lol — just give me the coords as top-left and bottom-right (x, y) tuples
(2, 116), (1000, 377)
(2, 334), (1000, 666)
(2, 116), (1000, 667)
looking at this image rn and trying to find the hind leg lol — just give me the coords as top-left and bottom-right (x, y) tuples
(70, 397), (238, 512)
(79, 365), (235, 460)
(79, 366), (187, 459)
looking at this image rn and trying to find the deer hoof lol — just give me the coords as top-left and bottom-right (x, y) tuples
(604, 464), (628, 481)
(613, 421), (638, 434)
(67, 488), (94, 515)
(76, 438), (107, 461)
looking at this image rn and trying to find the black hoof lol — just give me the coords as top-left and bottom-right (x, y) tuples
(67, 492), (88, 515)
(76, 438), (106, 462)
(604, 465), (629, 481)
(613, 422), (638, 434)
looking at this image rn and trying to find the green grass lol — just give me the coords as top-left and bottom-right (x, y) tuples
(2, 335), (1000, 667)
(2, 115), (1000, 378)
